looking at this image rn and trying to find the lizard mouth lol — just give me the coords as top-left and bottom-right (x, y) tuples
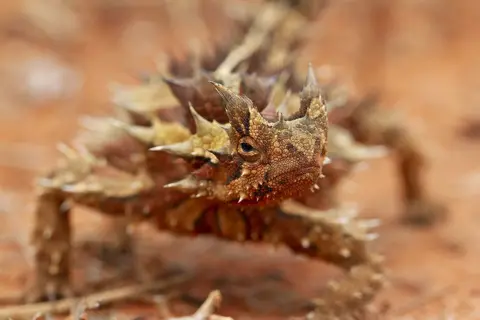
(249, 166), (321, 204)
(228, 166), (322, 206)
(271, 166), (321, 183)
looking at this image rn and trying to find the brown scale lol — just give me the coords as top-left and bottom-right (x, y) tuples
(22, 1), (447, 318)
(21, 1), (393, 319)
(26, 62), (385, 320)
(155, 71), (383, 317)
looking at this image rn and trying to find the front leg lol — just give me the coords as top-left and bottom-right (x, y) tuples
(272, 200), (384, 319)
(27, 190), (73, 303)
(25, 147), (159, 301)
(156, 198), (385, 319)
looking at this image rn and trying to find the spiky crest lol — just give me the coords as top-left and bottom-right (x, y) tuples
(163, 70), (276, 126)
(152, 66), (328, 204)
(150, 103), (229, 164)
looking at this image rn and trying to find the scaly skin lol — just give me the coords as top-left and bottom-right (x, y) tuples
(24, 0), (444, 318)
(27, 63), (385, 319)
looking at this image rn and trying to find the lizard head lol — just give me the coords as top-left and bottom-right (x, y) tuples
(152, 64), (328, 205)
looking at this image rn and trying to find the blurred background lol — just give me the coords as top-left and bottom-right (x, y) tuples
(0, 0), (479, 319)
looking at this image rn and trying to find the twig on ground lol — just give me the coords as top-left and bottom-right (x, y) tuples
(168, 290), (233, 320)
(0, 273), (189, 319)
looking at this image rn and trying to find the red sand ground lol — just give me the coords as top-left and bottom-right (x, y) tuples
(0, 1), (479, 319)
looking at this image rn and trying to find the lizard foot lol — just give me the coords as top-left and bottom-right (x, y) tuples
(401, 199), (447, 227)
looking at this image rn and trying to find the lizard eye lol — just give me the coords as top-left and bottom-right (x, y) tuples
(240, 142), (254, 152)
(237, 137), (261, 162)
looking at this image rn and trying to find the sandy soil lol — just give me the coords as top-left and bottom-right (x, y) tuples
(0, 1), (479, 319)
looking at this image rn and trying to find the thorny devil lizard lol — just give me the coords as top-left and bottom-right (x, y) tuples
(19, 0), (445, 319)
